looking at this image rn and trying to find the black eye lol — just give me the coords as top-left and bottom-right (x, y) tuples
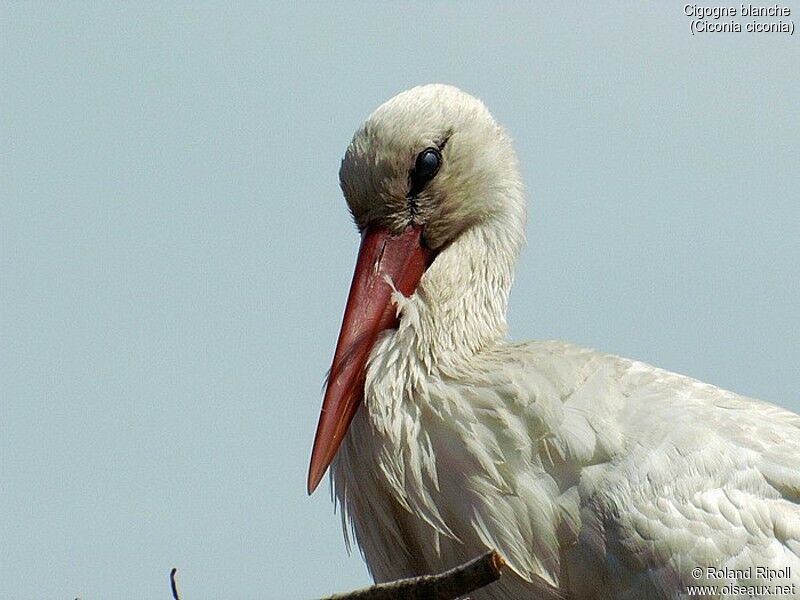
(414, 148), (441, 182)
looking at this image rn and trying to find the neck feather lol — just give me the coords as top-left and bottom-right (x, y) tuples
(391, 213), (524, 371)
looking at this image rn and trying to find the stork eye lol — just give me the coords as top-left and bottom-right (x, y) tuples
(414, 148), (441, 182)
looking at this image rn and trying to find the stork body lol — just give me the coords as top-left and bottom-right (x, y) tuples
(309, 85), (800, 599)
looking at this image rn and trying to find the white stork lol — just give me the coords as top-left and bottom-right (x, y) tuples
(307, 84), (800, 599)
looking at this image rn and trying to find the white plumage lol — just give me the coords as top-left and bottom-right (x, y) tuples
(310, 84), (800, 599)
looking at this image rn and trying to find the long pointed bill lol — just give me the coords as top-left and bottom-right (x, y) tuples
(307, 225), (432, 494)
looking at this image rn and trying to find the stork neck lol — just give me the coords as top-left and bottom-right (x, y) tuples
(399, 219), (521, 370)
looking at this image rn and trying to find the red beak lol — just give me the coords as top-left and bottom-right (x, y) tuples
(307, 225), (432, 494)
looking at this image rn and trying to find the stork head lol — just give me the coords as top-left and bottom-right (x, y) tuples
(308, 84), (526, 493)
(340, 84), (524, 251)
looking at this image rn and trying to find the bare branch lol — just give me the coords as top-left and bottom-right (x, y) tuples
(170, 567), (181, 600)
(166, 550), (504, 599)
(316, 550), (505, 600)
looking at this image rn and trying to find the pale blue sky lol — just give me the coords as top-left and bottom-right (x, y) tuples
(2, 3), (798, 599)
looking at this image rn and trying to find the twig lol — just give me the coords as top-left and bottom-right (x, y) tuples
(316, 550), (505, 600)
(170, 567), (181, 600)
